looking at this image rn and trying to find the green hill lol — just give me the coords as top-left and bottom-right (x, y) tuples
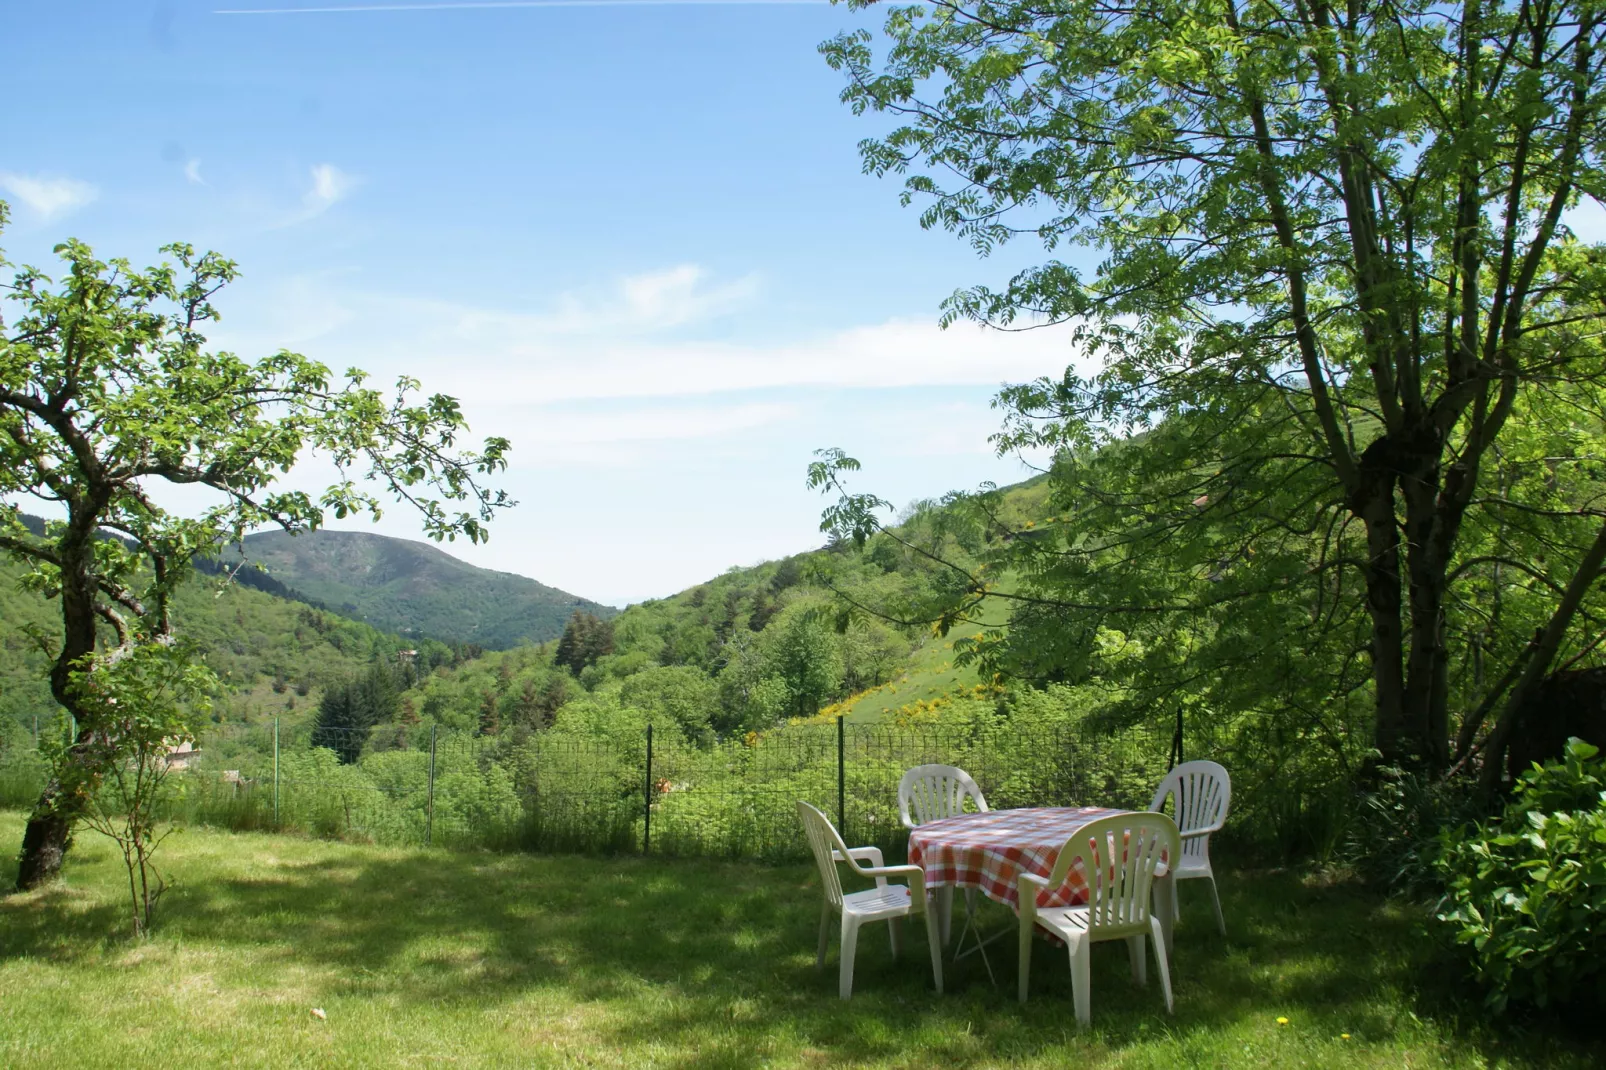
(390, 475), (1059, 744)
(0, 554), (462, 740)
(230, 530), (616, 650)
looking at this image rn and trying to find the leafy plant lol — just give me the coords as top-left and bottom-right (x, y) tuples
(1433, 738), (1606, 1012)
(67, 640), (214, 936)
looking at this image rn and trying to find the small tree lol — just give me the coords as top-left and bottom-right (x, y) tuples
(68, 640), (213, 937)
(1, 217), (511, 889)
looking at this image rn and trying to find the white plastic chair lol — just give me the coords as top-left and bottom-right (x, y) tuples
(1016, 812), (1181, 1024)
(898, 764), (988, 943)
(1148, 760), (1231, 935)
(797, 801), (944, 1000)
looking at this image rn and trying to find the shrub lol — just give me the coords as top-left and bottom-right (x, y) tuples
(1433, 738), (1606, 1013)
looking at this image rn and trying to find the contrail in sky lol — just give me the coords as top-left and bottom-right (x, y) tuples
(218, 1), (825, 13)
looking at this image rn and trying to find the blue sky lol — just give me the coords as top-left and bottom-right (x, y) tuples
(2, 1), (1091, 605)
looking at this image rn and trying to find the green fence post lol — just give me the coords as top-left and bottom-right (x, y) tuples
(643, 723), (654, 855)
(426, 724), (437, 847)
(273, 718), (280, 827)
(837, 715), (846, 842)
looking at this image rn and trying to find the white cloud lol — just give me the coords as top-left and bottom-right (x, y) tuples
(209, 268), (1094, 405)
(411, 312), (1090, 404)
(515, 402), (797, 445)
(184, 159), (205, 185)
(0, 172), (97, 220)
(532, 264), (760, 335)
(304, 163), (355, 213)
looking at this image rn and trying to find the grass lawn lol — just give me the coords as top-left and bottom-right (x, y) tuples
(0, 811), (1596, 1069)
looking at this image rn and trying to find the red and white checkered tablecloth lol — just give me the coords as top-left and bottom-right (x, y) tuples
(907, 806), (1130, 911)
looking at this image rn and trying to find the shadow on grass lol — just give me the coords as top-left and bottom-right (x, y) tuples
(2, 828), (1599, 1068)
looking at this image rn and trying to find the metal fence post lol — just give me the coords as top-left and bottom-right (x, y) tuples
(643, 722), (654, 855)
(1169, 706), (1184, 770)
(837, 715), (846, 841)
(426, 724), (437, 846)
(273, 718), (280, 826)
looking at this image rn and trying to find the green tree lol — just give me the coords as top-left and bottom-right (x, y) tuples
(478, 690), (502, 736)
(554, 610), (615, 674)
(619, 664), (718, 744)
(1, 222), (510, 889)
(765, 608), (843, 718)
(820, 0), (1606, 776)
(311, 660), (401, 764)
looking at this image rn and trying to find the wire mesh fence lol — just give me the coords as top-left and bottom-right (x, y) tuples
(1, 704), (1363, 860)
(156, 715), (1179, 859)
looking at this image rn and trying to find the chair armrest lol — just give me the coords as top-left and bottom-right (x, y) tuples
(1179, 824), (1223, 840)
(1016, 871), (1049, 920)
(837, 846), (894, 889)
(856, 862), (927, 900)
(833, 846), (885, 868)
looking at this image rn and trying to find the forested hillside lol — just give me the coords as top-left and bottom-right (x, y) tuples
(231, 529), (615, 649)
(390, 475), (1059, 743)
(0, 557), (460, 737)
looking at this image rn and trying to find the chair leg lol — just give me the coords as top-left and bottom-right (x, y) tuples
(1127, 934), (1147, 986)
(1017, 916), (1034, 1004)
(1068, 934), (1092, 1026)
(839, 915), (862, 1000)
(1152, 874), (1177, 957)
(1207, 873), (1226, 937)
(888, 913), (902, 958)
(1149, 916), (1175, 1013)
(817, 903), (833, 971)
(923, 907), (944, 995)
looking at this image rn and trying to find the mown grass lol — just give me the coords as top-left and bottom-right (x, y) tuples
(0, 810), (1596, 1069)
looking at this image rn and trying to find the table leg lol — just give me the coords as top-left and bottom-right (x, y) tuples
(1153, 872), (1176, 957)
(951, 887), (1004, 987)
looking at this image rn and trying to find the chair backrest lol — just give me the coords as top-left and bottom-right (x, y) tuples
(797, 801), (851, 908)
(1043, 813), (1180, 932)
(1150, 760), (1231, 862)
(898, 764), (989, 829)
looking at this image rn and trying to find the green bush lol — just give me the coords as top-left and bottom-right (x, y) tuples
(1433, 738), (1606, 1013)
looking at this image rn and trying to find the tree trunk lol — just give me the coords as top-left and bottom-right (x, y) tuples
(15, 801), (74, 892)
(1478, 516), (1606, 793)
(1402, 466), (1455, 772)
(15, 524), (102, 891)
(1354, 470), (1420, 766)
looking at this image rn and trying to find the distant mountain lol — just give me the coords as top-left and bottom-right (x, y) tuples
(232, 530), (615, 649)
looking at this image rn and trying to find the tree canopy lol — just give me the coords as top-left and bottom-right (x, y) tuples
(819, 0), (1606, 778)
(0, 212), (511, 887)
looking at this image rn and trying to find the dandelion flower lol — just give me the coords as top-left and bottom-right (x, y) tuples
(1341, 1034), (1351, 1040)
(1276, 1016), (1289, 1026)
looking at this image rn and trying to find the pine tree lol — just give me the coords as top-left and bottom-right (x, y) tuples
(478, 690), (501, 736)
(554, 611), (615, 674)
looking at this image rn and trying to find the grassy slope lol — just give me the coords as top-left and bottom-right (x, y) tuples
(0, 559), (427, 734)
(2, 812), (1594, 1069)
(238, 529), (616, 649)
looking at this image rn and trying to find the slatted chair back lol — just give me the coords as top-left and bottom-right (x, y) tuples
(898, 764), (989, 830)
(798, 801), (851, 908)
(1041, 813), (1180, 934)
(1149, 760), (1230, 864)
